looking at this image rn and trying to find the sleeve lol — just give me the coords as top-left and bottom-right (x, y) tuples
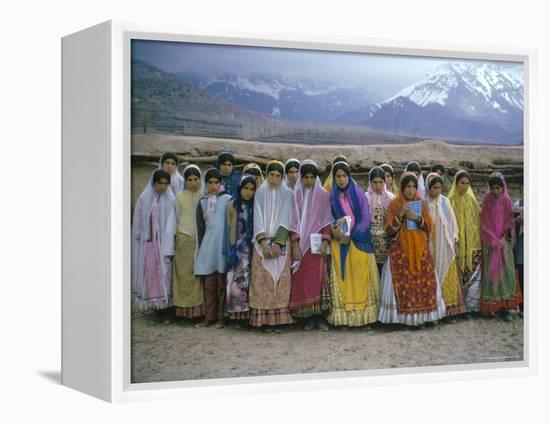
(161, 201), (176, 258)
(226, 202), (237, 247)
(132, 198), (143, 241)
(351, 192), (371, 240)
(196, 200), (206, 248)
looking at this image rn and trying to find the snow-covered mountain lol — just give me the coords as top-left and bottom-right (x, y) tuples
(177, 72), (381, 123)
(335, 62), (524, 145)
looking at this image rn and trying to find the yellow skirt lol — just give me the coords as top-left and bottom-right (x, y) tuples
(327, 240), (380, 327)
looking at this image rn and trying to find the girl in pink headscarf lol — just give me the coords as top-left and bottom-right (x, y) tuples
(479, 172), (522, 320)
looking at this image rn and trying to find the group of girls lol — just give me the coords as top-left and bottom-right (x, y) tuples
(131, 151), (523, 332)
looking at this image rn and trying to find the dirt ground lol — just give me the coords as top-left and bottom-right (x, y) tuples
(131, 311), (524, 383)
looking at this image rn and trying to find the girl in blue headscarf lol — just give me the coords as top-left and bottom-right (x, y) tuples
(327, 161), (380, 327)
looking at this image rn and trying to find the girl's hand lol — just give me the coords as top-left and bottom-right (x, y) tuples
(405, 208), (418, 221)
(261, 241), (273, 259)
(400, 204), (410, 219)
(320, 240), (329, 258)
(271, 243), (281, 258)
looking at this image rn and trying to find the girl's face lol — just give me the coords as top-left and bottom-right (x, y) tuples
(240, 182), (255, 201)
(185, 175), (200, 192)
(219, 161), (233, 177)
(334, 169), (349, 189)
(206, 177), (221, 195)
(267, 170), (282, 186)
(162, 158), (177, 175)
(286, 167), (299, 185)
(429, 182), (443, 199)
(371, 177), (385, 194)
(456, 176), (470, 195)
(490, 184), (504, 198)
(403, 180), (417, 201)
(301, 173), (316, 189)
(153, 177), (170, 194)
(384, 172), (394, 188)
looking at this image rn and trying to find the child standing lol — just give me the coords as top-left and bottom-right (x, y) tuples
(132, 169), (176, 325)
(194, 168), (232, 328)
(225, 175), (257, 324)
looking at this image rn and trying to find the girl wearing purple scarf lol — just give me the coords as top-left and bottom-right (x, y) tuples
(326, 161), (380, 327)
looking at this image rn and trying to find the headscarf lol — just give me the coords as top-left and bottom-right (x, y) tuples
(131, 169), (176, 304)
(448, 170), (481, 272)
(323, 154), (348, 192)
(215, 150), (241, 197)
(480, 171), (515, 291)
(149, 152), (184, 195)
(243, 162), (264, 186)
(405, 161), (425, 198)
(366, 167), (394, 219)
(330, 161), (374, 279)
(380, 163), (399, 196)
(425, 172), (459, 283)
(253, 160), (294, 287)
(386, 172), (432, 275)
(284, 158), (301, 190)
(290, 160), (333, 271)
(228, 175), (256, 267)
(175, 164), (203, 238)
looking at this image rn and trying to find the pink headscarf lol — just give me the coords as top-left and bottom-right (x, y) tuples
(366, 167), (393, 218)
(290, 160), (333, 270)
(480, 172), (515, 292)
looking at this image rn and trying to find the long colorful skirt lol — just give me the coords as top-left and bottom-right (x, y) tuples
(480, 242), (522, 315)
(327, 240), (380, 327)
(173, 232), (205, 318)
(249, 242), (294, 327)
(440, 260), (467, 317)
(290, 251), (331, 318)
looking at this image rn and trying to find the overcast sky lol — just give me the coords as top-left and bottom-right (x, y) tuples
(132, 39), (522, 98)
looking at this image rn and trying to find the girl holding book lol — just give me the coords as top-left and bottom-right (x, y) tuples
(288, 160), (333, 330)
(249, 161), (295, 331)
(327, 161), (380, 327)
(378, 172), (446, 326)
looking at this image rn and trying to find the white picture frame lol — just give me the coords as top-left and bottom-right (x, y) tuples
(61, 20), (537, 403)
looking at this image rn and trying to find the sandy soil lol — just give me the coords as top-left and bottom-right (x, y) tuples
(131, 311), (523, 383)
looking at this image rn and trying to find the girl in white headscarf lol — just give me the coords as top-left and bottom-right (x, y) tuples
(249, 160), (295, 332)
(158, 152), (184, 195)
(425, 172), (467, 320)
(132, 169), (177, 324)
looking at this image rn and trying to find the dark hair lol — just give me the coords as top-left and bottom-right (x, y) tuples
(405, 161), (422, 175)
(183, 166), (201, 180)
(152, 169), (171, 184)
(332, 155), (348, 165)
(380, 164), (394, 177)
(285, 159), (300, 173)
(217, 151), (235, 166)
(160, 152), (178, 166)
(428, 175), (444, 189)
(332, 161), (351, 178)
(244, 167), (261, 178)
(235, 175), (256, 208)
(300, 163), (318, 178)
(431, 164), (446, 175)
(488, 176), (504, 189)
(400, 173), (418, 192)
(455, 170), (471, 184)
(369, 167), (386, 182)
(204, 168), (222, 183)
(266, 161), (284, 176)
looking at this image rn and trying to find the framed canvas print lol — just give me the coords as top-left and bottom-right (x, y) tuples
(62, 20), (537, 403)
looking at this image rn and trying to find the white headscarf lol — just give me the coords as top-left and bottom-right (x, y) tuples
(253, 170), (294, 288)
